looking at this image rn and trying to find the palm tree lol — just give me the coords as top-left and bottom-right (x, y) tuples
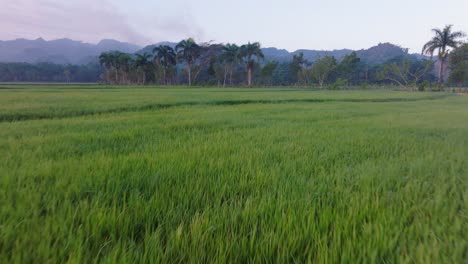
(153, 45), (176, 85)
(116, 52), (132, 84)
(99, 51), (122, 84)
(422, 25), (465, 85)
(134, 53), (152, 85)
(220, 44), (240, 86)
(99, 52), (113, 83)
(175, 38), (201, 86)
(240, 42), (264, 86)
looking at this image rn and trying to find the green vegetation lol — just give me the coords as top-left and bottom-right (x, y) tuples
(448, 44), (468, 86)
(309, 56), (338, 88)
(175, 38), (202, 86)
(0, 62), (100, 83)
(0, 85), (467, 262)
(422, 25), (466, 85)
(153, 45), (177, 85)
(239, 42), (265, 87)
(376, 57), (434, 89)
(2, 25), (465, 87)
(88, 25), (468, 88)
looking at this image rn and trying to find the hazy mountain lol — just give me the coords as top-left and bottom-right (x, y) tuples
(262, 48), (353, 63)
(139, 42), (417, 64)
(261, 47), (291, 61)
(0, 38), (425, 66)
(137, 43), (353, 63)
(0, 38), (141, 64)
(136, 42), (178, 55)
(262, 43), (423, 64)
(355, 43), (412, 64)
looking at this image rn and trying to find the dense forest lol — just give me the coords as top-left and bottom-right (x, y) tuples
(0, 62), (101, 83)
(1, 26), (466, 88)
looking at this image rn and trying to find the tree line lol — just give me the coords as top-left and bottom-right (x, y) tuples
(95, 25), (464, 88)
(98, 40), (267, 87)
(1, 25), (465, 87)
(0, 62), (100, 83)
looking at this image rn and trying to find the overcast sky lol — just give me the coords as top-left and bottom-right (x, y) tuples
(1, 0), (467, 52)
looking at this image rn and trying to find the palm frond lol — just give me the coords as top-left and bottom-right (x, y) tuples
(422, 40), (439, 56)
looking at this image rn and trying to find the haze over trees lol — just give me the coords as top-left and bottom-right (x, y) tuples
(153, 45), (176, 85)
(175, 38), (201, 86)
(0, 62), (100, 82)
(1, 25), (466, 87)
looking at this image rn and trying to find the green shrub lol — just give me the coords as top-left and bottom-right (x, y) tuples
(418, 80), (429, 91)
(360, 82), (369, 90)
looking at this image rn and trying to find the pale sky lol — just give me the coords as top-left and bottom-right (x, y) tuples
(1, 0), (467, 52)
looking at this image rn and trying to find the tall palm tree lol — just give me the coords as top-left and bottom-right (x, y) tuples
(134, 53), (152, 85)
(116, 52), (132, 85)
(422, 25), (465, 85)
(175, 38), (201, 86)
(99, 52), (113, 83)
(220, 44), (240, 86)
(240, 42), (264, 86)
(100, 51), (122, 84)
(153, 45), (176, 85)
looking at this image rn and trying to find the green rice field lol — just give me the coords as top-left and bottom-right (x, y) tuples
(0, 85), (467, 262)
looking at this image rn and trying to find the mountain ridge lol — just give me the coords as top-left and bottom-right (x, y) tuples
(0, 38), (426, 65)
(138, 42), (425, 64)
(0, 38), (141, 64)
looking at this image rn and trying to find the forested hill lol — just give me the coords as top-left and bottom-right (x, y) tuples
(0, 38), (141, 65)
(259, 43), (424, 64)
(139, 42), (424, 65)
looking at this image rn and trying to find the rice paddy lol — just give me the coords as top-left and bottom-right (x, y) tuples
(0, 85), (466, 263)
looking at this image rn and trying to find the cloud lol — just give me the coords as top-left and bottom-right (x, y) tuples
(138, 15), (206, 43)
(119, 1), (206, 43)
(0, 0), (204, 45)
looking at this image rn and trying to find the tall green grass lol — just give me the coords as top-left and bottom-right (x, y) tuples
(0, 86), (467, 262)
(0, 85), (445, 122)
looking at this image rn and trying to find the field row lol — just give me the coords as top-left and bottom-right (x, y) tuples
(0, 86), (449, 121)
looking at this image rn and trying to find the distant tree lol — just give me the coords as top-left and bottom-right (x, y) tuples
(240, 42), (264, 86)
(99, 51), (129, 84)
(192, 43), (224, 85)
(260, 61), (278, 86)
(220, 44), (240, 86)
(206, 58), (219, 82)
(63, 67), (72, 83)
(289, 52), (310, 85)
(377, 56), (434, 88)
(153, 45), (176, 85)
(99, 52), (114, 83)
(204, 57), (224, 85)
(134, 53), (152, 85)
(336, 52), (362, 85)
(272, 62), (295, 85)
(116, 52), (132, 84)
(448, 43), (468, 86)
(309, 56), (337, 88)
(0, 62), (102, 83)
(422, 25), (465, 85)
(176, 38), (201, 86)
